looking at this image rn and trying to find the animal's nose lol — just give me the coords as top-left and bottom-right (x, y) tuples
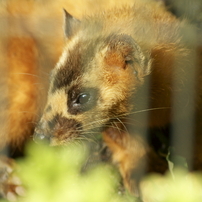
(33, 131), (50, 145)
(33, 119), (52, 144)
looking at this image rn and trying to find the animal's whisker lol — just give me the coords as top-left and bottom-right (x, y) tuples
(111, 121), (122, 133)
(115, 117), (129, 133)
(79, 124), (127, 136)
(32, 107), (170, 145)
(78, 118), (108, 130)
(119, 107), (170, 118)
(12, 73), (41, 78)
(113, 118), (143, 126)
(76, 136), (99, 144)
(78, 107), (168, 133)
(78, 107), (169, 130)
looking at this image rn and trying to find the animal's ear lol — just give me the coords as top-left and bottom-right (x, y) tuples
(104, 34), (151, 76)
(63, 9), (81, 38)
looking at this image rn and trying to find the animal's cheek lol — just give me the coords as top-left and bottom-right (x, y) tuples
(47, 89), (68, 116)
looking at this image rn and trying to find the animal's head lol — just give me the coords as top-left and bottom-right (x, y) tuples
(34, 10), (151, 145)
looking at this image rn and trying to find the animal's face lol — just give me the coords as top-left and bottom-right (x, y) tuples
(34, 10), (151, 145)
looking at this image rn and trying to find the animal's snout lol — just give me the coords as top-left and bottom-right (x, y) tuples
(33, 114), (83, 145)
(33, 130), (51, 144)
(33, 120), (51, 144)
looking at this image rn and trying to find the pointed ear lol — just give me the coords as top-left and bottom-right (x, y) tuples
(104, 34), (151, 76)
(63, 9), (80, 38)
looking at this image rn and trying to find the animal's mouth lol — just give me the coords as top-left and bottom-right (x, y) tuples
(33, 114), (84, 144)
(33, 123), (103, 146)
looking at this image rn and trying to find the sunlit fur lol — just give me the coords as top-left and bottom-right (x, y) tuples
(1, 0), (202, 197)
(34, 1), (202, 196)
(0, 0), (135, 147)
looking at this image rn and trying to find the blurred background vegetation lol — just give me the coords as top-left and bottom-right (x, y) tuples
(1, 143), (202, 202)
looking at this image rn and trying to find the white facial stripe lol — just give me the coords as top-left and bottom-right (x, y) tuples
(56, 32), (82, 69)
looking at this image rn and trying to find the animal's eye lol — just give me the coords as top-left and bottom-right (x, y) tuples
(68, 87), (98, 115)
(76, 93), (90, 104)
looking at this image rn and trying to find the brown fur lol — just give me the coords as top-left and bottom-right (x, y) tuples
(33, 2), (202, 196)
(7, 37), (38, 146)
(0, 0), (136, 148)
(1, 0), (202, 197)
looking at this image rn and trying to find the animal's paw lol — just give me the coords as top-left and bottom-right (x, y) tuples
(0, 156), (25, 201)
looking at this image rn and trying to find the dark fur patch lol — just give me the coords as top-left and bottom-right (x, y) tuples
(108, 100), (127, 117)
(51, 37), (105, 93)
(35, 113), (83, 143)
(51, 43), (82, 93)
(67, 85), (99, 115)
(46, 113), (82, 138)
(45, 105), (52, 113)
(55, 117), (82, 137)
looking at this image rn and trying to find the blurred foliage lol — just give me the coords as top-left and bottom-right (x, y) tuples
(14, 143), (134, 202)
(141, 169), (202, 202)
(1, 143), (202, 202)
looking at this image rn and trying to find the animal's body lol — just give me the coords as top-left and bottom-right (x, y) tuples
(1, 0), (202, 197)
(33, 1), (202, 195)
